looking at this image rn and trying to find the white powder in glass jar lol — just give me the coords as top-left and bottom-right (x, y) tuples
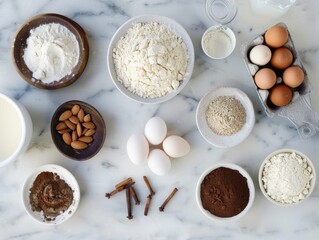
(113, 22), (188, 99)
(23, 23), (80, 84)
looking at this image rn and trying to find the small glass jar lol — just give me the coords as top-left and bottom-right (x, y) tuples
(205, 0), (238, 24)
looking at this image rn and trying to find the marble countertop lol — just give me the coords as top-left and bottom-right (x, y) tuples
(1, 0), (319, 239)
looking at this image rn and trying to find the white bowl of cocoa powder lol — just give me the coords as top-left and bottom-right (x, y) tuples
(22, 164), (80, 225)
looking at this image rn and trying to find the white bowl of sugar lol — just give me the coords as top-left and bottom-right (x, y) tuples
(0, 93), (33, 167)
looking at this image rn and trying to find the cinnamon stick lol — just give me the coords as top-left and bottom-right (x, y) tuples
(159, 188), (178, 212)
(143, 176), (155, 196)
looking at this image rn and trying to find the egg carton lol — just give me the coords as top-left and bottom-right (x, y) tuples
(241, 22), (319, 139)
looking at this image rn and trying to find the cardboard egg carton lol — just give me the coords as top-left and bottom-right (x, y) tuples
(242, 23), (319, 138)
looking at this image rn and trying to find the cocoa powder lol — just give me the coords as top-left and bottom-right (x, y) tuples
(29, 172), (74, 221)
(200, 167), (249, 218)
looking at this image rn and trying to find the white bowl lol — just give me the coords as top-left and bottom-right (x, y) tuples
(0, 93), (33, 167)
(107, 14), (195, 104)
(259, 149), (316, 206)
(201, 25), (236, 59)
(196, 87), (255, 148)
(196, 163), (255, 222)
(22, 164), (80, 225)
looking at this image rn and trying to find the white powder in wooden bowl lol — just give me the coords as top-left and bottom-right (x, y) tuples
(23, 23), (80, 84)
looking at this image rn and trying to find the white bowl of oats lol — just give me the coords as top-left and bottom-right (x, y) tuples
(107, 15), (194, 104)
(196, 87), (255, 148)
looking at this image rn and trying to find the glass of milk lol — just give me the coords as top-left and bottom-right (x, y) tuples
(0, 93), (33, 167)
(249, 0), (296, 18)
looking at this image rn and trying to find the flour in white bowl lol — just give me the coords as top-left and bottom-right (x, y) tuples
(261, 152), (314, 204)
(113, 22), (188, 99)
(23, 23), (80, 84)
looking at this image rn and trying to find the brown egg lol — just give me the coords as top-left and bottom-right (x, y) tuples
(254, 68), (277, 89)
(270, 48), (293, 70)
(265, 26), (289, 48)
(269, 85), (293, 107)
(283, 66), (304, 88)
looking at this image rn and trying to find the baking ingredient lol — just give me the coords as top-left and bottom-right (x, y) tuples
(200, 167), (250, 218)
(0, 96), (22, 161)
(265, 25), (289, 48)
(56, 105), (95, 150)
(144, 117), (167, 145)
(249, 45), (272, 66)
(113, 22), (188, 98)
(283, 66), (304, 88)
(23, 23), (79, 83)
(159, 187), (178, 212)
(254, 68), (277, 89)
(127, 134), (149, 165)
(162, 135), (190, 158)
(147, 149), (171, 176)
(269, 85), (293, 107)
(29, 171), (74, 221)
(261, 151), (314, 204)
(143, 175), (156, 196)
(202, 28), (232, 59)
(270, 47), (293, 70)
(205, 96), (246, 136)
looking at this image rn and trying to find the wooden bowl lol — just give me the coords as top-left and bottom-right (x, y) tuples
(51, 100), (106, 161)
(12, 13), (89, 90)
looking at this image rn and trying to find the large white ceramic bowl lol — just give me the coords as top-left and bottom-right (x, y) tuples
(22, 164), (80, 225)
(259, 149), (316, 206)
(0, 93), (33, 167)
(196, 87), (255, 148)
(196, 163), (255, 222)
(107, 14), (195, 104)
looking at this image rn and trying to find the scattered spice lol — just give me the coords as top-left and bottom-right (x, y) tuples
(144, 195), (152, 216)
(159, 188), (178, 212)
(29, 171), (74, 221)
(126, 188), (133, 220)
(130, 186), (140, 205)
(205, 96), (246, 136)
(200, 167), (249, 218)
(105, 176), (178, 219)
(143, 176), (155, 196)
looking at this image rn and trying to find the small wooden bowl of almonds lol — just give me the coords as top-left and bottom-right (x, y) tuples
(51, 100), (106, 160)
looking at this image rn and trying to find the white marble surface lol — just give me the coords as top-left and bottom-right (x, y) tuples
(1, 0), (319, 239)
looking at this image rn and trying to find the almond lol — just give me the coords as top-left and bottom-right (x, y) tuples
(59, 110), (72, 121)
(56, 122), (67, 131)
(78, 136), (93, 143)
(78, 109), (85, 122)
(82, 122), (95, 129)
(65, 120), (76, 130)
(72, 130), (78, 141)
(58, 129), (72, 134)
(84, 114), (91, 122)
(82, 128), (89, 136)
(71, 141), (88, 150)
(69, 116), (79, 124)
(84, 129), (96, 137)
(76, 123), (82, 137)
(72, 104), (81, 115)
(62, 132), (72, 145)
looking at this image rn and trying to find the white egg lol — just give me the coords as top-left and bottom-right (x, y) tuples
(144, 117), (167, 145)
(163, 135), (190, 158)
(147, 149), (171, 176)
(127, 133), (149, 165)
(249, 45), (272, 66)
